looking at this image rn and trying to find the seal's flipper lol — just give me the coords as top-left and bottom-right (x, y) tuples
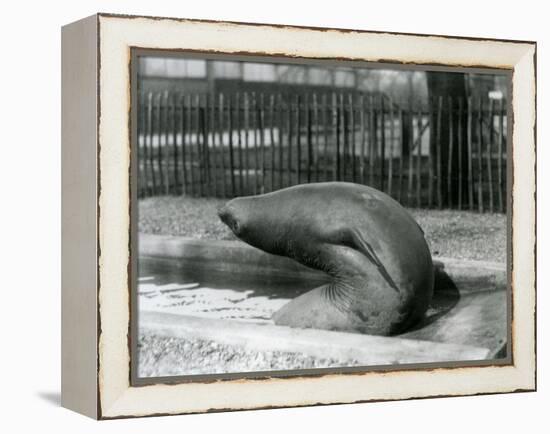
(344, 228), (400, 293)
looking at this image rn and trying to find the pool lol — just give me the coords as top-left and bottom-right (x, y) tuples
(138, 256), (328, 323)
(138, 255), (507, 350)
(136, 250), (507, 378)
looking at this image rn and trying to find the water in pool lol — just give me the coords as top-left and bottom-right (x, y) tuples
(138, 257), (329, 323)
(138, 256), (507, 353)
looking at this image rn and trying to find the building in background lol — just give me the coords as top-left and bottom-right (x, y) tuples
(138, 57), (507, 104)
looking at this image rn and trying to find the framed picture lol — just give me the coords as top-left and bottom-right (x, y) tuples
(61, 13), (536, 419)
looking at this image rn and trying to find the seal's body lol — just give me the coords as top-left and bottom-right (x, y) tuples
(218, 182), (434, 335)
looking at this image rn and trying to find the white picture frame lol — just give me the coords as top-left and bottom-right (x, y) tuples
(61, 13), (536, 419)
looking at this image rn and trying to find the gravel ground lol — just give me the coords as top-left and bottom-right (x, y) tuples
(409, 209), (506, 262)
(139, 195), (506, 262)
(139, 196), (231, 241)
(138, 331), (360, 377)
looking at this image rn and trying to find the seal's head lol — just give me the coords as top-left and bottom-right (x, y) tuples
(217, 195), (286, 254)
(217, 201), (246, 237)
(217, 197), (258, 240)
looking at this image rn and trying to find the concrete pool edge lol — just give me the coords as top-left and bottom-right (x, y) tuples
(139, 311), (491, 368)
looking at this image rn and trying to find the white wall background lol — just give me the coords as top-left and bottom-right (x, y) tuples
(0, 0), (546, 432)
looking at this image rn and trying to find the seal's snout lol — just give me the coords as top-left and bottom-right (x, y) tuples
(217, 204), (241, 235)
(216, 204), (230, 221)
(217, 204), (233, 226)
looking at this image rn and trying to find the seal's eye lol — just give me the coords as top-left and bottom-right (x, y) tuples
(218, 205), (234, 226)
(231, 220), (240, 234)
(218, 203), (244, 236)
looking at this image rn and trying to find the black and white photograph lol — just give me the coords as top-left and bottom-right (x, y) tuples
(133, 53), (510, 380)
(1, 0), (545, 428)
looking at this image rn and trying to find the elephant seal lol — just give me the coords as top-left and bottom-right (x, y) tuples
(217, 182), (434, 336)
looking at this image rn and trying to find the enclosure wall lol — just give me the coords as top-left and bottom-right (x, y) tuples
(61, 14), (99, 419)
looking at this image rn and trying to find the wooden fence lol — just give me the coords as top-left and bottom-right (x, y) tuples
(136, 91), (507, 212)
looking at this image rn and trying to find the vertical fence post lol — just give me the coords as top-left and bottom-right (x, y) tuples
(359, 94), (366, 185)
(436, 96), (443, 209)
(313, 93), (320, 182)
(258, 93), (266, 193)
(332, 93), (339, 181)
(169, 94), (178, 195)
(159, 91), (165, 194)
(286, 95), (292, 187)
(157, 91), (164, 195)
(487, 98), (495, 213)
(200, 95), (212, 196)
(369, 95), (376, 187)
(323, 93), (330, 182)
(146, 92), (155, 197)
(186, 94), (194, 196)
(220, 94), (229, 192)
(380, 96), (386, 192)
(278, 93), (284, 190)
(155, 93), (163, 195)
(152, 93), (159, 195)
(227, 94), (236, 197)
(398, 108), (404, 203)
(498, 98), (504, 213)
(416, 105), (422, 208)
(427, 97), (434, 208)
(163, 91), (170, 195)
(159, 92), (166, 196)
(407, 101), (414, 207)
(195, 94), (204, 196)
(339, 93), (346, 181)
(467, 96), (474, 210)
(296, 94), (302, 185)
(218, 93), (227, 197)
(189, 94), (196, 196)
(183, 95), (190, 195)
(477, 97), (484, 213)
(243, 92), (251, 193)
(306, 94), (313, 183)
(388, 98), (394, 197)
(210, 94), (219, 198)
(178, 95), (187, 196)
(235, 93), (244, 196)
(200, 94), (210, 196)
(269, 94), (276, 191)
(252, 92), (260, 194)
(349, 94), (357, 183)
(457, 98), (463, 210)
(137, 93), (144, 197)
(205, 95), (213, 196)
(339, 93), (345, 181)
(447, 96), (454, 209)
